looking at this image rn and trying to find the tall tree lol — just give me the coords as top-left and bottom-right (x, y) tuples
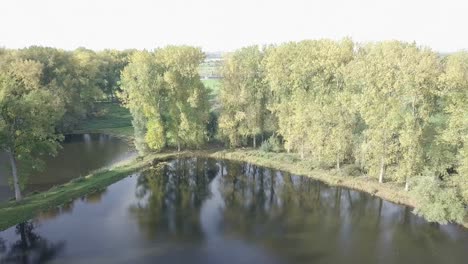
(439, 52), (468, 202)
(347, 41), (440, 184)
(120, 46), (210, 153)
(219, 45), (270, 147)
(156, 46), (210, 151)
(346, 42), (405, 183)
(394, 46), (440, 190)
(16, 46), (102, 131)
(0, 59), (64, 201)
(96, 49), (133, 102)
(120, 51), (164, 153)
(264, 39), (354, 164)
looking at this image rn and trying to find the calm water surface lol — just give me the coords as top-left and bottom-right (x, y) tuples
(0, 157), (467, 264)
(0, 134), (135, 202)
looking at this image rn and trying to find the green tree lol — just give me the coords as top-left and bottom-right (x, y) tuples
(0, 59), (64, 201)
(72, 48), (106, 111)
(346, 41), (439, 184)
(96, 49), (133, 102)
(120, 51), (163, 153)
(264, 39), (354, 164)
(16, 46), (103, 132)
(395, 46), (440, 190)
(156, 46), (210, 150)
(439, 52), (468, 203)
(219, 45), (271, 147)
(120, 46), (210, 152)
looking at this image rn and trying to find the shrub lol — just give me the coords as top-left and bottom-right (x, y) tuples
(412, 176), (465, 224)
(70, 176), (85, 184)
(260, 136), (283, 153)
(341, 164), (363, 177)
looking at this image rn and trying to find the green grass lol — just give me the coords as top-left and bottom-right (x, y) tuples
(75, 103), (134, 140)
(208, 149), (468, 228)
(201, 78), (221, 94)
(202, 78), (222, 111)
(199, 60), (222, 78)
(210, 149), (414, 204)
(0, 152), (181, 231)
(2, 103), (466, 229)
(1, 147), (467, 230)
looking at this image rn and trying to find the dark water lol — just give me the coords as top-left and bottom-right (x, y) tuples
(0, 134), (135, 202)
(0, 157), (467, 264)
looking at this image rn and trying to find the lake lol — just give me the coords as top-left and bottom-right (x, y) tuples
(0, 157), (467, 264)
(0, 134), (135, 202)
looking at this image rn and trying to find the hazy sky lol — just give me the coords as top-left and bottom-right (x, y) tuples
(0, 0), (466, 52)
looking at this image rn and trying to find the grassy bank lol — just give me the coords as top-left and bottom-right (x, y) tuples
(206, 149), (468, 228)
(0, 151), (183, 231)
(201, 79), (221, 95)
(2, 102), (466, 229)
(74, 103), (134, 141)
(1, 147), (466, 230)
(73, 104), (415, 217)
(210, 149), (415, 204)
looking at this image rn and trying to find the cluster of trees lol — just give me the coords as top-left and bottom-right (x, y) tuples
(0, 47), (132, 200)
(0, 47), (132, 131)
(120, 46), (210, 153)
(219, 40), (467, 223)
(1, 41), (466, 224)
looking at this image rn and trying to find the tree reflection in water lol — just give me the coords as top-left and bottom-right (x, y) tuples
(130, 158), (219, 241)
(1, 157), (465, 264)
(0, 222), (65, 264)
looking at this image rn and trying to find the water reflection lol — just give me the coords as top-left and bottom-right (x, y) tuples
(84, 188), (107, 204)
(129, 158), (218, 242)
(0, 158), (467, 264)
(0, 222), (65, 264)
(0, 134), (135, 202)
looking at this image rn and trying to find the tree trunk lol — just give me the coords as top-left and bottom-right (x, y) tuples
(379, 155), (385, 184)
(336, 153), (340, 170)
(177, 141), (181, 152)
(405, 180), (409, 191)
(300, 142), (304, 160)
(7, 148), (22, 201)
(253, 136), (256, 148)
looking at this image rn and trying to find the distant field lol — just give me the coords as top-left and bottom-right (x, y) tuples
(202, 78), (221, 110)
(199, 60), (222, 78)
(75, 103), (134, 138)
(201, 79), (221, 94)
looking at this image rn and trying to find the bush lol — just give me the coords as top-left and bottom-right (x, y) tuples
(70, 176), (85, 184)
(412, 176), (466, 224)
(260, 136), (283, 153)
(341, 164), (363, 177)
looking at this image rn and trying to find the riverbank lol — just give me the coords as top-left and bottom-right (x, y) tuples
(210, 149), (415, 204)
(1, 147), (467, 230)
(73, 103), (134, 143)
(0, 151), (180, 231)
(206, 149), (468, 229)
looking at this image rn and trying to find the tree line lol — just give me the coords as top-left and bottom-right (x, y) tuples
(0, 41), (466, 224)
(218, 40), (467, 224)
(0, 47), (132, 200)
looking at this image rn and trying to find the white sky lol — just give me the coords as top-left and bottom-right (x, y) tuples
(0, 0), (466, 52)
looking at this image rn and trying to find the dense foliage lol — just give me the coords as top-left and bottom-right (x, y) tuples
(218, 40), (467, 224)
(120, 46), (210, 153)
(0, 41), (466, 224)
(0, 47), (132, 200)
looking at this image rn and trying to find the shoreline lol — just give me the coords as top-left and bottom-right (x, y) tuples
(72, 128), (134, 145)
(0, 151), (178, 231)
(205, 149), (468, 229)
(1, 146), (467, 231)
